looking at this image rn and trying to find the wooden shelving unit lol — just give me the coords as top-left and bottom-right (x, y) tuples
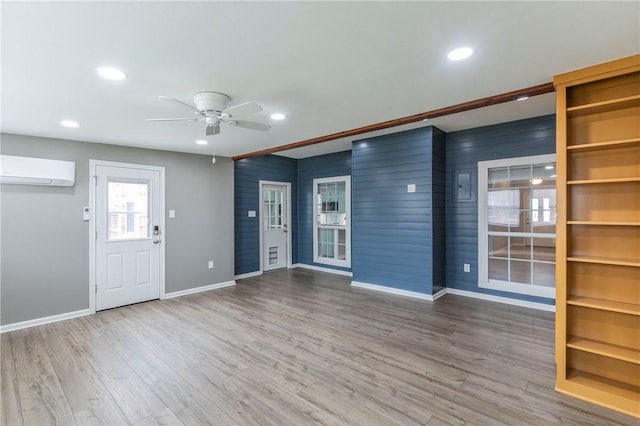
(555, 54), (640, 418)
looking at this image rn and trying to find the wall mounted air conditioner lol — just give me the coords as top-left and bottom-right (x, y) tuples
(0, 155), (75, 186)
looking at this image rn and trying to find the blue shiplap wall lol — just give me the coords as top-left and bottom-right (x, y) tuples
(234, 155), (298, 275)
(297, 150), (352, 271)
(352, 127), (444, 294)
(445, 115), (556, 304)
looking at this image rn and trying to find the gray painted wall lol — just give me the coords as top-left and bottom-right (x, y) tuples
(1, 133), (234, 325)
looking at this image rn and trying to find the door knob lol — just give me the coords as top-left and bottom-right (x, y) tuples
(153, 239), (161, 244)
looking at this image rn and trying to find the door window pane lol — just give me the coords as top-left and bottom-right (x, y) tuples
(107, 181), (149, 240)
(263, 189), (284, 230)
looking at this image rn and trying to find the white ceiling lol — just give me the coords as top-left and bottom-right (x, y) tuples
(2, 2), (638, 159)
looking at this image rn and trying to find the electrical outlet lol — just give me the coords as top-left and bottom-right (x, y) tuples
(464, 263), (471, 273)
(208, 260), (214, 269)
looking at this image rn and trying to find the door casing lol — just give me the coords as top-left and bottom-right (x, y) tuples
(89, 160), (166, 313)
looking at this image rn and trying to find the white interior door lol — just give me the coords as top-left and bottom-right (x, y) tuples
(262, 184), (288, 271)
(94, 162), (163, 311)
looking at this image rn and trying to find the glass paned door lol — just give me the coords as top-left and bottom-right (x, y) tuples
(261, 183), (288, 271)
(93, 162), (162, 312)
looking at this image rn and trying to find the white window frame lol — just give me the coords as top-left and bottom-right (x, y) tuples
(313, 175), (351, 268)
(478, 154), (556, 299)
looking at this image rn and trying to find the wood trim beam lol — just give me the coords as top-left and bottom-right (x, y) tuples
(232, 82), (555, 160)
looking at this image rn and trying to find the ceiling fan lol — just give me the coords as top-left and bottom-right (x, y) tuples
(146, 91), (271, 136)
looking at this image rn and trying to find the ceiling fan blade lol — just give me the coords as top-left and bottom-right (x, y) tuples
(222, 102), (263, 117)
(145, 118), (200, 122)
(231, 120), (271, 131)
(206, 124), (220, 136)
(158, 95), (202, 113)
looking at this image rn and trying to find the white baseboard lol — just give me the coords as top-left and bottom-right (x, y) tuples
(292, 263), (353, 277)
(234, 271), (262, 280)
(446, 288), (555, 312)
(0, 308), (92, 334)
(1, 280), (238, 333)
(163, 280), (236, 299)
(432, 287), (448, 301)
(351, 281), (437, 301)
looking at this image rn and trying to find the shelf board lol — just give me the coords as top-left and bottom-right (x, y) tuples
(566, 94), (640, 114)
(567, 221), (640, 226)
(568, 337), (640, 365)
(567, 256), (640, 268)
(567, 137), (640, 151)
(567, 296), (640, 316)
(561, 369), (640, 418)
(567, 177), (640, 185)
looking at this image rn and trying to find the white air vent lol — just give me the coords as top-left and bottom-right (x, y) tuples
(0, 155), (75, 187)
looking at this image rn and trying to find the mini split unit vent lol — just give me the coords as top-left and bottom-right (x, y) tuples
(0, 155), (75, 186)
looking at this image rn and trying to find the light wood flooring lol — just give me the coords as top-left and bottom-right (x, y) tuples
(1, 268), (637, 425)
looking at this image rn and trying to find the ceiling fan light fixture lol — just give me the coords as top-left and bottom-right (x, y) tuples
(97, 66), (127, 81)
(149, 92), (269, 136)
(447, 47), (473, 61)
(270, 113), (286, 120)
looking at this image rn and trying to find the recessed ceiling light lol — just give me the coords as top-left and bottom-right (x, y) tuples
(196, 140), (208, 145)
(550, 174), (557, 178)
(60, 120), (80, 128)
(447, 47), (473, 61)
(270, 113), (286, 120)
(97, 66), (127, 81)
(516, 96), (530, 101)
(545, 165), (554, 170)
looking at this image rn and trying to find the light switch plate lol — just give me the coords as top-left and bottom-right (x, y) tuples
(407, 184), (416, 193)
(464, 263), (471, 273)
(248, 210), (256, 217)
(83, 207), (90, 221)
(169, 209), (176, 218)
